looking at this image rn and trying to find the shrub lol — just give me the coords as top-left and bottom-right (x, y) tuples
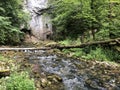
(83, 47), (108, 61)
(62, 46), (120, 62)
(6, 72), (35, 90)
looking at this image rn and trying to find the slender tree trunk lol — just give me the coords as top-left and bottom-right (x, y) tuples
(90, 0), (96, 40)
(108, 0), (113, 39)
(91, 29), (95, 40)
(80, 33), (85, 43)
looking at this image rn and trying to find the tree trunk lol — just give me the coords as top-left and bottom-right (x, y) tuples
(91, 29), (95, 40)
(0, 47), (51, 51)
(51, 38), (120, 50)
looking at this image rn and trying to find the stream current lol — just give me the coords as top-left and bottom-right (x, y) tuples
(23, 50), (120, 90)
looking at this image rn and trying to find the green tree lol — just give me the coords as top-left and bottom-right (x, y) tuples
(94, 0), (120, 40)
(50, 0), (120, 41)
(0, 0), (28, 45)
(108, 1), (120, 38)
(51, 0), (100, 41)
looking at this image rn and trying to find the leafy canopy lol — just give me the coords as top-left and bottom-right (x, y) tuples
(0, 0), (28, 45)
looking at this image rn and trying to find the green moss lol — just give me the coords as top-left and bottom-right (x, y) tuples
(0, 55), (8, 62)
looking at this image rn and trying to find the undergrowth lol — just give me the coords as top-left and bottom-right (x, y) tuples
(0, 54), (35, 90)
(60, 39), (120, 62)
(6, 72), (35, 90)
(0, 72), (35, 90)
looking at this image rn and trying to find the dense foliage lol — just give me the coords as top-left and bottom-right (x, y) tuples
(6, 72), (35, 90)
(0, 0), (27, 45)
(50, 0), (120, 62)
(50, 0), (120, 41)
(0, 55), (35, 90)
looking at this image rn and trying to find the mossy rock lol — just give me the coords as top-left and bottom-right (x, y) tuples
(0, 61), (10, 78)
(45, 42), (59, 47)
(47, 74), (62, 82)
(0, 70), (10, 78)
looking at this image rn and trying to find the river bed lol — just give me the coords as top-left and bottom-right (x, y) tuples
(21, 50), (120, 90)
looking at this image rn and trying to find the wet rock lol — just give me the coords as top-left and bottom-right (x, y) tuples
(75, 63), (86, 69)
(31, 64), (41, 74)
(77, 70), (85, 75)
(0, 61), (10, 78)
(116, 77), (120, 84)
(0, 70), (10, 78)
(85, 79), (99, 89)
(45, 42), (59, 47)
(100, 75), (111, 82)
(47, 74), (62, 83)
(90, 81), (99, 89)
(41, 78), (48, 88)
(34, 79), (46, 90)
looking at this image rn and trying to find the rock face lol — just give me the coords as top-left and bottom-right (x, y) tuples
(24, 0), (52, 40)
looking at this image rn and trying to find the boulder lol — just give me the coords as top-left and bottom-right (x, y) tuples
(0, 61), (10, 78)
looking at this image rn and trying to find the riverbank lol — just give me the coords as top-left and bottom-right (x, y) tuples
(0, 48), (64, 90)
(0, 41), (120, 90)
(0, 51), (36, 90)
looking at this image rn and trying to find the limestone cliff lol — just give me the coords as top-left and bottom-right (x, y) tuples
(24, 0), (52, 40)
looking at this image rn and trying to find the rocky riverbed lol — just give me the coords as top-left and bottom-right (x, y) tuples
(24, 49), (120, 90)
(0, 46), (120, 90)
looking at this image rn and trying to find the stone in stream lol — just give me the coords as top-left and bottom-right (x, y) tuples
(47, 74), (62, 82)
(41, 78), (49, 88)
(0, 61), (10, 78)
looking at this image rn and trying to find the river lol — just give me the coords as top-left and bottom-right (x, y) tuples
(21, 49), (120, 90)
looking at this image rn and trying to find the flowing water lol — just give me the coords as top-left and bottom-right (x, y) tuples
(22, 50), (120, 90)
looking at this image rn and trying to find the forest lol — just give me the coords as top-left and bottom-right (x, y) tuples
(0, 0), (120, 90)
(0, 0), (119, 61)
(0, 0), (28, 45)
(50, 0), (120, 41)
(49, 0), (120, 62)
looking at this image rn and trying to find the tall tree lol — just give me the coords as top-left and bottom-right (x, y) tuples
(0, 0), (28, 45)
(50, 0), (120, 41)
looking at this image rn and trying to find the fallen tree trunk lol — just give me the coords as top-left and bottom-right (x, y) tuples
(0, 38), (119, 51)
(0, 47), (51, 51)
(51, 38), (120, 50)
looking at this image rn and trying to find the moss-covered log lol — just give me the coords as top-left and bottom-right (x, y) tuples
(51, 38), (120, 50)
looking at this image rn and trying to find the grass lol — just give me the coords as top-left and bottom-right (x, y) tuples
(58, 38), (81, 46)
(59, 39), (120, 62)
(0, 54), (35, 90)
(0, 72), (35, 90)
(0, 55), (8, 62)
(6, 72), (35, 90)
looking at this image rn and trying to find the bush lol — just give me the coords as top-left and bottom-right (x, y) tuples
(0, 16), (24, 45)
(83, 47), (108, 61)
(80, 47), (120, 61)
(61, 45), (120, 62)
(6, 72), (35, 90)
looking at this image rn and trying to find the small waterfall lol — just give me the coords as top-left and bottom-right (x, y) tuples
(24, 0), (52, 40)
